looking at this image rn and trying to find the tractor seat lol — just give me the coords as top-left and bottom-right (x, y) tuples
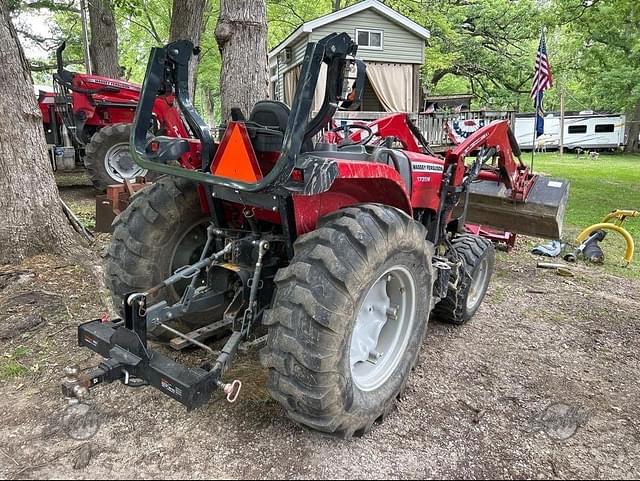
(249, 101), (314, 153)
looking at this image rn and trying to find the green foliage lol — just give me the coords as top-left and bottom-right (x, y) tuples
(552, 0), (640, 114)
(14, 0), (640, 120)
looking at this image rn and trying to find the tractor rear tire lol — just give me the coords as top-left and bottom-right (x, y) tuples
(84, 123), (157, 191)
(432, 234), (495, 325)
(260, 204), (434, 437)
(105, 176), (218, 339)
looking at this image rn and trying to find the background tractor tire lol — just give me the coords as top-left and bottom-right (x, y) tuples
(433, 234), (495, 325)
(84, 123), (157, 191)
(105, 176), (220, 339)
(261, 204), (434, 438)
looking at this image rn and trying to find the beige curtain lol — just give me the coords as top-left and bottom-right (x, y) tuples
(283, 66), (301, 106)
(312, 63), (328, 113)
(365, 63), (413, 112)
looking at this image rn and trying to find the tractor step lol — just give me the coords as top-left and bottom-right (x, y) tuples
(461, 175), (569, 239)
(169, 318), (233, 351)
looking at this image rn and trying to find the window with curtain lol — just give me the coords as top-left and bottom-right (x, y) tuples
(355, 29), (383, 50)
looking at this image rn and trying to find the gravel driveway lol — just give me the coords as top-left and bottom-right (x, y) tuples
(1, 243), (638, 479)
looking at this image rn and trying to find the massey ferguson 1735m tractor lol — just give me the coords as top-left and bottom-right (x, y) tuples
(40, 43), (189, 190)
(63, 33), (569, 437)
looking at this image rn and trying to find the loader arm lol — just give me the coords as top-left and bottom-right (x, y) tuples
(444, 120), (534, 202)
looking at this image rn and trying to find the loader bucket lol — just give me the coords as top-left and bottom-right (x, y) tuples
(460, 175), (569, 239)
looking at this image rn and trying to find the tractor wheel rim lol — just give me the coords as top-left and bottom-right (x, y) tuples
(104, 142), (147, 183)
(466, 257), (489, 311)
(350, 266), (417, 392)
(169, 220), (209, 298)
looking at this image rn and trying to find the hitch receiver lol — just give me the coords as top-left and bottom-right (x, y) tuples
(62, 296), (242, 410)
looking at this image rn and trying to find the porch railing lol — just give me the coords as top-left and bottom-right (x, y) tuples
(331, 110), (517, 147)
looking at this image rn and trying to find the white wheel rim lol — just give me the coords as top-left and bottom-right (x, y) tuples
(104, 142), (147, 183)
(350, 266), (417, 392)
(466, 257), (489, 311)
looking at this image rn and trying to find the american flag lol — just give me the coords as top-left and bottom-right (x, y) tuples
(531, 32), (553, 137)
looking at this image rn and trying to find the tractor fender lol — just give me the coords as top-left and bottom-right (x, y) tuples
(293, 161), (412, 234)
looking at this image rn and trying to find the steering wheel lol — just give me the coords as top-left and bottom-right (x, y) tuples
(330, 124), (375, 147)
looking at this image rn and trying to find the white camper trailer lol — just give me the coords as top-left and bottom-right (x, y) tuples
(514, 112), (626, 150)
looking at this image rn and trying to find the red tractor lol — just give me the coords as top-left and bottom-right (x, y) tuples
(39, 43), (189, 190)
(63, 33), (569, 437)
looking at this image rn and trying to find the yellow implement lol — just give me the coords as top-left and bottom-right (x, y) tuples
(576, 210), (639, 265)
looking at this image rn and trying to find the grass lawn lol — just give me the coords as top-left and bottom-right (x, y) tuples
(530, 152), (640, 277)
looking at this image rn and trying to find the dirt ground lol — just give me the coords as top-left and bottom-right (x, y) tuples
(1, 177), (639, 479)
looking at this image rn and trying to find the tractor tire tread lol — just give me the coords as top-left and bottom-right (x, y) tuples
(432, 234), (494, 325)
(261, 203), (433, 438)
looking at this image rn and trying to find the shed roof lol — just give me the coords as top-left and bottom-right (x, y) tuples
(269, 0), (430, 59)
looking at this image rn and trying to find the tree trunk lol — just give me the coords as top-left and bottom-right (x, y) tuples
(215, 0), (268, 121)
(332, 0), (342, 12)
(0, 2), (80, 264)
(88, 0), (120, 78)
(624, 100), (640, 153)
(170, 0), (207, 99)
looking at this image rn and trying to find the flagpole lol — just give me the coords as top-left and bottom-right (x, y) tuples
(531, 100), (538, 172)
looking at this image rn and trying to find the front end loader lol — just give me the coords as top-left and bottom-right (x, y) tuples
(63, 33), (569, 438)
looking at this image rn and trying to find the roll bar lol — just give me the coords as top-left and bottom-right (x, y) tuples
(130, 33), (363, 193)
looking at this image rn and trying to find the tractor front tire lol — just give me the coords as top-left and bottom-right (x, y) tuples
(105, 176), (216, 339)
(84, 123), (155, 191)
(433, 234), (495, 325)
(261, 204), (434, 437)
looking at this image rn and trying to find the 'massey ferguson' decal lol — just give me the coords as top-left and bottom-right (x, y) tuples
(412, 162), (444, 173)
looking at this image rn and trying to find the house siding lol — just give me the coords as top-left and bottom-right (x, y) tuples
(269, 34), (309, 102)
(309, 9), (424, 64)
(269, 8), (426, 109)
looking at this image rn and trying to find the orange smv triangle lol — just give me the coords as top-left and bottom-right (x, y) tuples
(211, 121), (263, 183)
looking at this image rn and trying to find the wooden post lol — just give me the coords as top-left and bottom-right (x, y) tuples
(559, 87), (565, 157)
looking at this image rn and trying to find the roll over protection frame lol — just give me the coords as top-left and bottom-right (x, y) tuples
(130, 33), (362, 194)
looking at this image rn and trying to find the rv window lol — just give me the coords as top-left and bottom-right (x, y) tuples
(595, 124), (615, 133)
(568, 125), (587, 134)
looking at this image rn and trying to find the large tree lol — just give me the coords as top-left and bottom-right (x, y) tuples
(88, 0), (120, 77)
(554, 0), (640, 153)
(215, 0), (268, 120)
(169, 0), (208, 98)
(0, 0), (79, 263)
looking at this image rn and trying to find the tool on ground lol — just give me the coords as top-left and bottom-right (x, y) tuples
(575, 210), (638, 265)
(536, 261), (574, 277)
(62, 33), (569, 438)
(564, 230), (607, 263)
